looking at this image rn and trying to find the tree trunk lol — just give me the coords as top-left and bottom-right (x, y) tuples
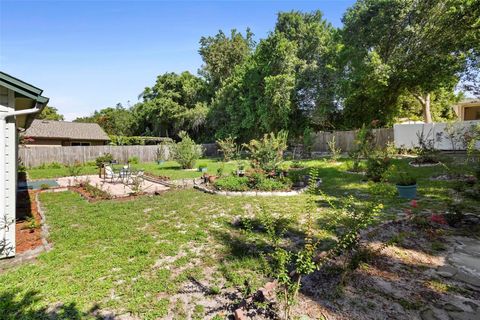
(413, 93), (433, 123)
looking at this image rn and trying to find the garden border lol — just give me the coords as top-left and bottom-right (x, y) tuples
(194, 184), (309, 196)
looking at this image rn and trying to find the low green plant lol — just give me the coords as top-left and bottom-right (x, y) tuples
(368, 182), (397, 198)
(18, 158), (27, 173)
(213, 176), (249, 191)
(95, 153), (113, 168)
(395, 172), (417, 186)
(66, 161), (83, 178)
(40, 183), (50, 190)
(25, 217), (40, 230)
(170, 131), (203, 169)
(254, 176), (292, 191)
(128, 156), (140, 164)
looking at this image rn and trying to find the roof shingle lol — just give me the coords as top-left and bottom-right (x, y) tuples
(23, 120), (110, 141)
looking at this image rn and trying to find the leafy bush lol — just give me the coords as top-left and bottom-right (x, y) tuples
(95, 153), (114, 168)
(366, 149), (391, 182)
(216, 136), (239, 162)
(327, 136), (342, 162)
(170, 131), (203, 169)
(128, 156), (140, 164)
(243, 130), (288, 172)
(214, 176), (249, 191)
(66, 161), (83, 177)
(349, 124), (375, 171)
(40, 183), (50, 190)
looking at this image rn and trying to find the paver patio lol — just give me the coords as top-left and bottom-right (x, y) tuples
(56, 175), (169, 197)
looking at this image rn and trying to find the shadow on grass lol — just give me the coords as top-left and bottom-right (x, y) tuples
(0, 289), (116, 320)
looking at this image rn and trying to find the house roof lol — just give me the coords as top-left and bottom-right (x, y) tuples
(24, 120), (111, 141)
(0, 71), (49, 104)
(0, 71), (50, 129)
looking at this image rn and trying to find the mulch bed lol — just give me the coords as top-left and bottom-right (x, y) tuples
(68, 185), (112, 202)
(16, 190), (43, 254)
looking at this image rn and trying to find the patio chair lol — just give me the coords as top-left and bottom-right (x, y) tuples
(104, 165), (119, 183)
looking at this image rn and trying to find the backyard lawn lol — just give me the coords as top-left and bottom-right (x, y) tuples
(26, 159), (237, 181)
(4, 156), (479, 319)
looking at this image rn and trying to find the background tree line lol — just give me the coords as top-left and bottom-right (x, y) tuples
(52, 0), (478, 142)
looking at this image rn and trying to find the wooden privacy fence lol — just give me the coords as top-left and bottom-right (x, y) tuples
(19, 129), (394, 167)
(19, 143), (219, 168)
(311, 128), (394, 152)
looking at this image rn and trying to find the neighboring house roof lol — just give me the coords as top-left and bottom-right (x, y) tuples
(452, 99), (480, 117)
(24, 120), (110, 141)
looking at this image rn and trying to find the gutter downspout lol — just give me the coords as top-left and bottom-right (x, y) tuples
(0, 102), (43, 257)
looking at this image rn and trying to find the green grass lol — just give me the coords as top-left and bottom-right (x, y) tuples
(26, 159), (238, 181)
(7, 156), (477, 318)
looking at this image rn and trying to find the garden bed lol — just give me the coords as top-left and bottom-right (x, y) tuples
(409, 160), (441, 167)
(194, 184), (308, 196)
(68, 182), (113, 202)
(15, 190), (43, 254)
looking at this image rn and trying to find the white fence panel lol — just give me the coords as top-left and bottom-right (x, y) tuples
(394, 121), (480, 150)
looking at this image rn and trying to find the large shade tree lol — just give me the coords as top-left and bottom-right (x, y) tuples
(74, 103), (135, 136)
(199, 29), (255, 93)
(210, 11), (338, 140)
(340, 0), (480, 126)
(133, 71), (211, 139)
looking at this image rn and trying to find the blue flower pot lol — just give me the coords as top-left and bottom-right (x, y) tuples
(396, 184), (417, 199)
(198, 167), (208, 172)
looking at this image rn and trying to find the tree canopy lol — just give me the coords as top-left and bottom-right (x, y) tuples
(76, 0), (480, 142)
(37, 106), (64, 121)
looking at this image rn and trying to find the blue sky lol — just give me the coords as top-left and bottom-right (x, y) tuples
(0, 0), (355, 120)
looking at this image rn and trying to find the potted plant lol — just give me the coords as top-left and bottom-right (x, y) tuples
(198, 163), (208, 172)
(395, 172), (417, 199)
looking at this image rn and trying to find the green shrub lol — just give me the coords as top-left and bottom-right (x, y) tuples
(66, 162), (83, 177)
(95, 153), (114, 168)
(243, 130), (288, 172)
(128, 156), (140, 164)
(216, 136), (239, 162)
(366, 149), (391, 182)
(214, 176), (249, 191)
(40, 183), (50, 190)
(171, 131), (203, 169)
